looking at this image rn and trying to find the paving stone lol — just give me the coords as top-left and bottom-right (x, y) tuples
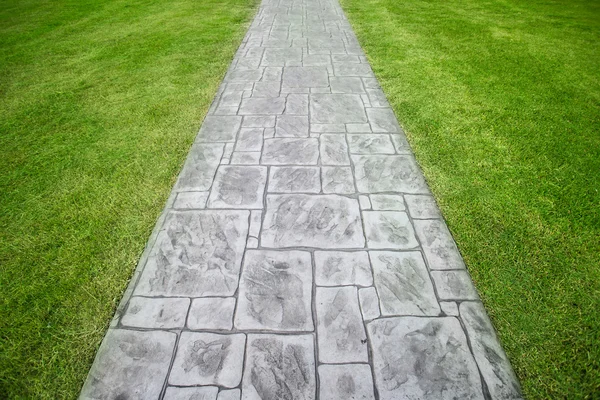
(405, 194), (441, 219)
(242, 115), (276, 127)
(249, 210), (262, 237)
(440, 301), (459, 316)
(261, 194), (364, 248)
(370, 251), (440, 316)
(235, 250), (313, 331)
(174, 191), (209, 209)
(164, 386), (218, 400)
(275, 115), (309, 137)
(366, 88), (388, 107)
(236, 128), (263, 151)
(188, 297), (236, 330)
(220, 90), (243, 108)
(246, 236), (258, 248)
(359, 287), (381, 320)
(226, 69), (263, 83)
(346, 123), (371, 133)
(252, 81), (281, 97)
(262, 138), (319, 165)
(369, 194), (405, 211)
(262, 67), (283, 81)
(390, 133), (411, 153)
(303, 54), (331, 66)
(320, 134), (350, 165)
(217, 389), (241, 400)
(330, 77), (365, 93)
(311, 123), (346, 132)
(318, 364), (376, 400)
(268, 166), (321, 193)
(135, 210), (248, 297)
(263, 127), (275, 138)
(176, 143), (224, 191)
(262, 48), (302, 66)
(316, 286), (368, 363)
(242, 334), (315, 400)
(431, 270), (479, 300)
(230, 152), (261, 165)
(413, 219), (466, 270)
(283, 66), (329, 88)
(332, 54), (360, 63)
(285, 93), (309, 114)
(207, 166), (267, 209)
(333, 63), (373, 77)
(363, 211), (418, 249)
(347, 134), (395, 154)
(121, 297), (189, 329)
(315, 251), (372, 286)
(367, 317), (485, 400)
(322, 166), (355, 194)
(358, 194), (371, 210)
(352, 155), (429, 194)
(169, 332), (246, 387)
(80, 329), (176, 400)
(362, 77), (379, 88)
(460, 302), (523, 400)
(366, 108), (400, 132)
(239, 97), (286, 115)
(310, 94), (367, 124)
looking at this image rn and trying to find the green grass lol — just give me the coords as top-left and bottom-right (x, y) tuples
(0, 0), (257, 398)
(339, 0), (599, 398)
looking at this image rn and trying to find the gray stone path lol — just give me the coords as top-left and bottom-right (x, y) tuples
(80, 0), (523, 398)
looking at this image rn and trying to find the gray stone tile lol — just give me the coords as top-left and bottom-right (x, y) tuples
(246, 236), (258, 248)
(440, 301), (459, 316)
(303, 54), (331, 66)
(366, 88), (388, 107)
(310, 94), (367, 124)
(346, 123), (371, 133)
(431, 270), (479, 300)
(176, 143), (224, 191)
(268, 166), (321, 193)
(242, 334), (315, 400)
(413, 219), (466, 270)
(262, 138), (319, 165)
(261, 194), (364, 248)
(262, 67), (283, 82)
(369, 194), (405, 211)
(333, 63), (373, 77)
(217, 389), (241, 400)
(164, 386), (218, 400)
(283, 66), (329, 88)
(390, 133), (411, 153)
(242, 115), (275, 128)
(188, 297), (236, 330)
(80, 329), (176, 400)
(252, 81), (281, 98)
(230, 152), (261, 165)
(208, 166), (267, 209)
(135, 210), (248, 297)
(226, 69), (263, 83)
(262, 48), (302, 66)
(352, 155), (429, 194)
(318, 364), (375, 400)
(370, 251), (440, 316)
(363, 211), (418, 249)
(199, 116), (242, 143)
(285, 93), (309, 115)
(322, 166), (355, 194)
(169, 332), (245, 387)
(311, 123), (346, 132)
(249, 210), (262, 237)
(366, 108), (400, 132)
(315, 251), (372, 286)
(359, 287), (381, 320)
(330, 77), (365, 93)
(236, 128), (263, 151)
(275, 115), (309, 137)
(320, 134), (350, 165)
(358, 194), (371, 210)
(316, 286), (368, 363)
(121, 297), (189, 329)
(460, 302), (523, 400)
(367, 317), (485, 400)
(174, 191), (209, 209)
(405, 194), (441, 219)
(332, 54), (360, 63)
(239, 97), (286, 115)
(220, 91), (243, 108)
(347, 134), (395, 154)
(235, 250), (313, 331)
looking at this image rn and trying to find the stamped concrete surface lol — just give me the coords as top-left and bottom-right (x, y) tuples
(80, 0), (523, 398)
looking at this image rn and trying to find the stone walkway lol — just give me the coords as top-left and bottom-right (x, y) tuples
(80, 0), (522, 398)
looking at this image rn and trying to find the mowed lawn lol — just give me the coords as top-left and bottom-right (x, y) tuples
(340, 0), (599, 398)
(0, 0), (257, 398)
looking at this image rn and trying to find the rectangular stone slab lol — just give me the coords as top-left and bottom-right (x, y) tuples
(352, 155), (429, 194)
(175, 143), (224, 191)
(134, 210), (249, 297)
(207, 166), (267, 209)
(261, 194), (365, 248)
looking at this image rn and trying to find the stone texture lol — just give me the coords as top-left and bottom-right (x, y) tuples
(369, 194), (405, 211)
(275, 115), (309, 137)
(208, 166), (267, 209)
(236, 128), (263, 151)
(322, 166), (355, 194)
(310, 94), (367, 124)
(352, 155), (429, 194)
(368, 317), (485, 400)
(320, 134), (350, 165)
(431, 270), (479, 300)
(80, 330), (176, 400)
(121, 297), (189, 329)
(440, 301), (459, 316)
(230, 152), (261, 165)
(262, 138), (319, 165)
(235, 250), (313, 331)
(239, 97), (286, 115)
(188, 297), (236, 330)
(330, 77), (365, 94)
(366, 108), (400, 132)
(199, 116), (242, 142)
(347, 134), (395, 154)
(363, 211), (418, 249)
(405, 194), (441, 219)
(164, 387), (219, 400)
(390, 133), (411, 153)
(169, 332), (245, 387)
(370, 251), (440, 316)
(261, 194), (364, 248)
(413, 219), (466, 270)
(176, 143), (224, 191)
(218, 389), (241, 400)
(314, 251), (372, 286)
(316, 286), (368, 363)
(283, 66), (329, 87)
(174, 191), (209, 209)
(242, 334), (315, 400)
(135, 210), (248, 297)
(359, 287), (381, 320)
(318, 364), (376, 400)
(268, 166), (321, 193)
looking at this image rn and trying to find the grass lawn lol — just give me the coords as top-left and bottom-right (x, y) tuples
(0, 0), (257, 397)
(340, 0), (599, 397)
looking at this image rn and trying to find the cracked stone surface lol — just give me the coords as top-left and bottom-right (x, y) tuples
(82, 0), (521, 397)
